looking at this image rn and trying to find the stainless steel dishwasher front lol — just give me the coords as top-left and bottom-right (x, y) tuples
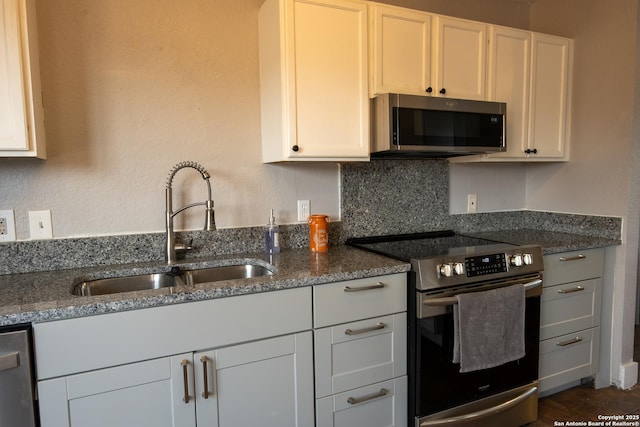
(0, 324), (37, 427)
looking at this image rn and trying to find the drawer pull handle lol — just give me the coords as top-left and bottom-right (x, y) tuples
(347, 388), (388, 405)
(557, 337), (583, 347)
(344, 282), (385, 292)
(200, 356), (212, 399)
(559, 255), (587, 262)
(345, 322), (386, 336)
(558, 286), (585, 294)
(181, 359), (191, 404)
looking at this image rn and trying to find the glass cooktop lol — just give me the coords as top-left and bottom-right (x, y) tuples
(346, 231), (511, 262)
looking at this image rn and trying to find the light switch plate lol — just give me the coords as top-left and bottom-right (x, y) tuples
(29, 210), (53, 239)
(0, 210), (17, 242)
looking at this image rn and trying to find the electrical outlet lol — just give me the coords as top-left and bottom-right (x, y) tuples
(467, 194), (478, 213)
(0, 210), (16, 242)
(297, 200), (310, 222)
(29, 210), (53, 240)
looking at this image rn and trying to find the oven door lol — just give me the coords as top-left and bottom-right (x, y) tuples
(411, 274), (541, 426)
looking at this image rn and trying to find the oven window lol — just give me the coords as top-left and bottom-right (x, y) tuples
(415, 296), (540, 416)
(393, 107), (504, 148)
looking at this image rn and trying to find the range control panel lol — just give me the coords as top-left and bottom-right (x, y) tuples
(436, 251), (536, 278)
(465, 253), (508, 277)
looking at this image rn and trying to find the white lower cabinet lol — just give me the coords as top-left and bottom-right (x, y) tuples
(313, 273), (408, 426)
(539, 248), (604, 394)
(194, 333), (314, 427)
(39, 332), (314, 427)
(35, 287), (314, 427)
(39, 354), (196, 427)
(316, 377), (408, 427)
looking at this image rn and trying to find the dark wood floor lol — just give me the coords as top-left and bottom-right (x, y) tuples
(530, 327), (640, 425)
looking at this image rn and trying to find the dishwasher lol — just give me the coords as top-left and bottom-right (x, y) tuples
(0, 324), (38, 427)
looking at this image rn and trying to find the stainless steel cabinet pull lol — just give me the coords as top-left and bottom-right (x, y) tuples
(200, 356), (211, 399)
(347, 388), (388, 405)
(344, 282), (385, 292)
(559, 254), (587, 262)
(345, 322), (385, 336)
(557, 337), (583, 347)
(181, 359), (191, 404)
(558, 286), (585, 294)
(0, 352), (19, 372)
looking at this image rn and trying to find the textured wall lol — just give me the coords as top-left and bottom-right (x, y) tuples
(0, 0), (340, 239)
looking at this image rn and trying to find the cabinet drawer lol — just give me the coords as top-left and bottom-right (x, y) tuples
(316, 376), (407, 427)
(540, 278), (602, 340)
(313, 274), (406, 328)
(543, 248), (604, 287)
(539, 327), (599, 393)
(315, 313), (406, 398)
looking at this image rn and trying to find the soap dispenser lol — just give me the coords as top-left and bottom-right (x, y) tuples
(264, 209), (280, 254)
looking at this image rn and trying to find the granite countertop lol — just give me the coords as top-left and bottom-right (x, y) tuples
(464, 229), (621, 254)
(0, 246), (410, 326)
(0, 230), (620, 327)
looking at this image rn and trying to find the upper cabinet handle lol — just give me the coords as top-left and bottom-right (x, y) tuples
(292, 145), (299, 152)
(559, 254), (587, 262)
(439, 88), (446, 94)
(344, 282), (385, 292)
(426, 87), (433, 93)
(524, 148), (538, 154)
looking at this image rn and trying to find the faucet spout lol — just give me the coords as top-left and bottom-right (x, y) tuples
(165, 161), (216, 264)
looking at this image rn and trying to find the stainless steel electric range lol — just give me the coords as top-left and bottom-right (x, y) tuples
(347, 230), (544, 427)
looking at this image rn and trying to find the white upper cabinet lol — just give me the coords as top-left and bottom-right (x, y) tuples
(370, 7), (486, 101)
(259, 0), (370, 162)
(369, 4), (432, 97)
(453, 28), (573, 162)
(0, 0), (45, 158)
(485, 26), (531, 159)
(432, 16), (487, 100)
(527, 33), (572, 160)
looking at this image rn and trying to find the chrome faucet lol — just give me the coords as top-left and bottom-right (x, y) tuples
(165, 161), (216, 264)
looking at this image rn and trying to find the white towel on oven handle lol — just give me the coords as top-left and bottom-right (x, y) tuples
(452, 284), (526, 373)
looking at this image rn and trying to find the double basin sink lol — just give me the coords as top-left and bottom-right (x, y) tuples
(71, 263), (273, 296)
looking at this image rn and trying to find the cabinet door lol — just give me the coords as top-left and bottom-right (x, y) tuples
(486, 26), (531, 159)
(316, 377), (407, 427)
(528, 33), (572, 159)
(370, 4), (431, 97)
(38, 354), (196, 427)
(288, 0), (369, 160)
(432, 16), (486, 100)
(0, 0), (28, 151)
(315, 313), (406, 398)
(0, 0), (45, 158)
(539, 327), (599, 393)
(195, 332), (314, 427)
(540, 278), (602, 341)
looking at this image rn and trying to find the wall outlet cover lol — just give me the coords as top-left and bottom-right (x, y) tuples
(297, 200), (310, 222)
(0, 210), (17, 242)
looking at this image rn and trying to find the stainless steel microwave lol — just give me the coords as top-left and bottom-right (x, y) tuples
(371, 93), (507, 158)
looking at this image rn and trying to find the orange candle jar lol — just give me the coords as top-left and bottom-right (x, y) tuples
(308, 214), (330, 252)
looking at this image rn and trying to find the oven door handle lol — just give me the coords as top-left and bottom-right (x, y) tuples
(419, 385), (538, 426)
(423, 279), (542, 307)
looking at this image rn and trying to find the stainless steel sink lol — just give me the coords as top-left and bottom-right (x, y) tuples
(72, 273), (180, 296)
(71, 263), (273, 296)
(184, 264), (272, 285)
